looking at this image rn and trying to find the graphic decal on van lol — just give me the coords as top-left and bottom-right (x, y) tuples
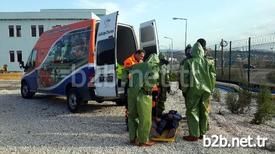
(38, 27), (91, 88)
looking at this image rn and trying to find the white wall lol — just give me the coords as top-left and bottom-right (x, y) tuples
(0, 9), (106, 71)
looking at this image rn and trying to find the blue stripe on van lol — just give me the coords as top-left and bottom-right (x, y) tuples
(45, 66), (95, 95)
(22, 65), (95, 96)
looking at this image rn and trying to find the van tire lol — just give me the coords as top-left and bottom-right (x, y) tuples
(82, 101), (88, 105)
(67, 88), (83, 113)
(96, 100), (104, 103)
(21, 81), (35, 99)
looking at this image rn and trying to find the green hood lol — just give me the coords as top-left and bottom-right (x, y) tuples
(192, 42), (205, 58)
(159, 52), (165, 60)
(128, 53), (160, 92)
(146, 53), (160, 64)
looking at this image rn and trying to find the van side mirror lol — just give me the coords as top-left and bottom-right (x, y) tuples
(19, 61), (27, 70)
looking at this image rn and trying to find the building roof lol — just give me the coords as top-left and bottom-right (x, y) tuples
(0, 9), (106, 20)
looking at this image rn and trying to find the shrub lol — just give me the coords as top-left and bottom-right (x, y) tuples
(267, 71), (275, 84)
(225, 88), (252, 114)
(251, 86), (275, 124)
(212, 88), (221, 102)
(225, 93), (239, 114)
(237, 88), (252, 114)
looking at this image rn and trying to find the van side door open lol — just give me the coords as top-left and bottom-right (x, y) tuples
(139, 20), (160, 60)
(95, 12), (119, 97)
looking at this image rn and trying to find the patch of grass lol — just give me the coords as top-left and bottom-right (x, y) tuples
(237, 88), (252, 114)
(251, 86), (275, 124)
(225, 92), (239, 114)
(212, 88), (221, 102)
(225, 88), (252, 114)
(267, 71), (275, 84)
(216, 68), (246, 82)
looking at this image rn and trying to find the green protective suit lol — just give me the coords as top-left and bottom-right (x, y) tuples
(180, 42), (216, 137)
(116, 63), (124, 80)
(127, 54), (160, 143)
(156, 55), (170, 117)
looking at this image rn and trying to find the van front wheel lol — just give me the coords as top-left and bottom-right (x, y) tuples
(21, 82), (35, 99)
(67, 88), (82, 113)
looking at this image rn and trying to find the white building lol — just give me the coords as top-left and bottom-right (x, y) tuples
(0, 9), (106, 71)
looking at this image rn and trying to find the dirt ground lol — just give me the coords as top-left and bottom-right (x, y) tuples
(0, 73), (22, 81)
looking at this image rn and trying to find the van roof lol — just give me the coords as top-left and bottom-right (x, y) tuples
(33, 19), (134, 67)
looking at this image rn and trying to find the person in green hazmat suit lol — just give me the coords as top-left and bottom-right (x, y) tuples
(154, 53), (170, 118)
(116, 63), (124, 86)
(179, 44), (192, 91)
(180, 38), (216, 141)
(127, 53), (160, 146)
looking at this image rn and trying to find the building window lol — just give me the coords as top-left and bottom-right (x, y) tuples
(9, 25), (14, 37)
(16, 25), (21, 37)
(31, 25), (37, 37)
(17, 50), (22, 62)
(9, 51), (15, 62)
(38, 25), (44, 36)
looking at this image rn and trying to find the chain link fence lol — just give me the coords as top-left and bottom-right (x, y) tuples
(209, 33), (275, 89)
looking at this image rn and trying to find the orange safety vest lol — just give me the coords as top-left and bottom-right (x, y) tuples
(123, 54), (139, 68)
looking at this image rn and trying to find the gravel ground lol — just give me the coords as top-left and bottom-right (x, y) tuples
(0, 84), (274, 154)
(0, 81), (20, 90)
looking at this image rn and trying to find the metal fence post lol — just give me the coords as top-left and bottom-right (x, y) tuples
(248, 37), (251, 84)
(221, 39), (224, 78)
(229, 41), (232, 81)
(214, 44), (217, 69)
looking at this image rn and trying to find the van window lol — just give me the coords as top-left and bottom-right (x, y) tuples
(140, 26), (155, 43)
(39, 27), (91, 88)
(96, 37), (115, 65)
(25, 49), (37, 70)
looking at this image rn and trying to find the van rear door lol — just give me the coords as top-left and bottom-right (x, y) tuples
(94, 12), (118, 97)
(139, 20), (160, 60)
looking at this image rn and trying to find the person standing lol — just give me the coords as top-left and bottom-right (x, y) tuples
(122, 49), (146, 130)
(179, 44), (192, 91)
(127, 54), (159, 146)
(155, 53), (170, 118)
(180, 38), (216, 141)
(180, 44), (192, 65)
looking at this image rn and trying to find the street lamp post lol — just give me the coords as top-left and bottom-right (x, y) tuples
(173, 17), (187, 49)
(164, 36), (173, 70)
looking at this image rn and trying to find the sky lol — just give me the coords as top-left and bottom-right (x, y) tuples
(1, 0), (275, 50)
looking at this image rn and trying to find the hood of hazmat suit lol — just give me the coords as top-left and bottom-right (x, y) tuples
(128, 54), (160, 92)
(180, 42), (216, 94)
